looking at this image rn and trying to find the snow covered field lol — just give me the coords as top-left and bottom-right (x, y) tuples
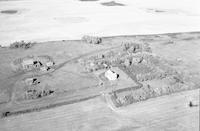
(0, 0), (200, 46)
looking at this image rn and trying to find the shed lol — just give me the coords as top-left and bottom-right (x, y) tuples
(22, 59), (33, 65)
(22, 59), (34, 69)
(46, 61), (54, 67)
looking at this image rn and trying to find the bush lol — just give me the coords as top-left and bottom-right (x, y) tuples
(1, 111), (11, 118)
(25, 89), (54, 100)
(128, 44), (141, 53)
(9, 40), (36, 49)
(122, 42), (131, 51)
(122, 42), (142, 53)
(82, 35), (102, 44)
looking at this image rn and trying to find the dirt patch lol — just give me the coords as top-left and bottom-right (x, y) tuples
(154, 10), (166, 13)
(79, 0), (99, 1)
(146, 8), (166, 13)
(145, 8), (190, 15)
(101, 1), (125, 6)
(1, 10), (18, 14)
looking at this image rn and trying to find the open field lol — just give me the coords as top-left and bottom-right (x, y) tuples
(0, 0), (200, 46)
(0, 88), (199, 131)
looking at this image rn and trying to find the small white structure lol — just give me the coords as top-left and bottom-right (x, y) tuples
(40, 66), (48, 71)
(105, 69), (119, 81)
(46, 61), (54, 67)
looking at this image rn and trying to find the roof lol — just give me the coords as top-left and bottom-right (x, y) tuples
(22, 59), (34, 65)
(105, 69), (118, 80)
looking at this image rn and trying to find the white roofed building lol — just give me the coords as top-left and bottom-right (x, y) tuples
(105, 69), (119, 81)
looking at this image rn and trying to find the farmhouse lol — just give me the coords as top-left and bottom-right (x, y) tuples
(105, 69), (119, 80)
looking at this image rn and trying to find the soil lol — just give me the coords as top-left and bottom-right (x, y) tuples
(101, 1), (125, 6)
(1, 10), (17, 14)
(79, 0), (99, 1)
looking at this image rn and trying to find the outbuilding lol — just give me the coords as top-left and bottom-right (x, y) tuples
(22, 59), (34, 69)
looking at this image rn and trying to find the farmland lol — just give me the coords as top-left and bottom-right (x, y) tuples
(0, 32), (199, 130)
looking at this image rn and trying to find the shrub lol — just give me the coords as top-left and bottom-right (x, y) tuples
(25, 89), (54, 100)
(122, 42), (142, 53)
(9, 40), (36, 49)
(128, 44), (141, 53)
(1, 111), (11, 118)
(82, 35), (102, 44)
(122, 42), (131, 51)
